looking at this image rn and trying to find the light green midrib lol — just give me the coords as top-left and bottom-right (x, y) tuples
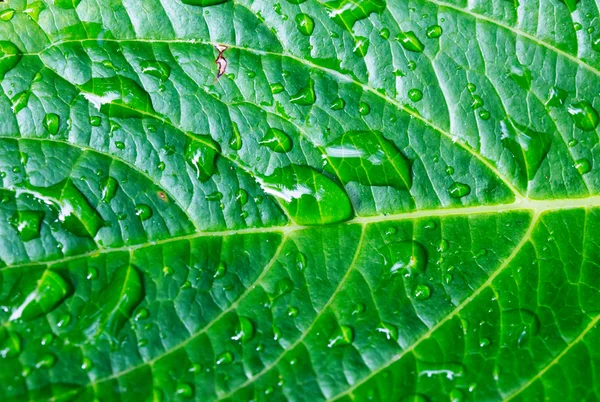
(4, 195), (600, 273)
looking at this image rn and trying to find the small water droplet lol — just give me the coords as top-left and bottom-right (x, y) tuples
(0, 330), (21, 358)
(426, 24), (443, 38)
(327, 325), (354, 347)
(575, 158), (592, 174)
(295, 252), (307, 271)
(0, 9), (15, 21)
(81, 357), (93, 370)
(135, 308), (149, 321)
(89, 116), (101, 126)
(295, 13), (314, 36)
(330, 98), (345, 110)
(216, 351), (233, 365)
(43, 113), (60, 135)
(140, 60), (171, 81)
(135, 204), (153, 221)
(408, 88), (423, 102)
(232, 316), (254, 344)
(259, 128), (293, 153)
(414, 284), (431, 300)
(376, 322), (398, 341)
(396, 31), (425, 52)
(568, 101), (599, 131)
(175, 383), (193, 398)
(101, 177), (118, 203)
(290, 79), (316, 105)
(358, 102), (370, 116)
(287, 306), (299, 317)
(36, 354), (56, 369)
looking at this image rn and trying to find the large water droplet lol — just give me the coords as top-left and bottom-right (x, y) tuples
(327, 325), (354, 347)
(184, 135), (220, 182)
(11, 91), (30, 114)
(140, 60), (171, 81)
(500, 118), (552, 181)
(568, 101), (599, 131)
(229, 122), (243, 151)
(232, 316), (254, 344)
(575, 158), (592, 174)
(448, 182), (471, 199)
(0, 41), (21, 78)
(396, 31), (425, 53)
(0, 9), (15, 21)
(43, 113), (60, 135)
(101, 176), (118, 203)
(8, 270), (71, 321)
(508, 64), (532, 90)
(324, 131), (412, 191)
(414, 284), (431, 300)
(9, 210), (45, 241)
(175, 383), (194, 398)
(80, 76), (155, 118)
(426, 25), (443, 38)
(259, 128), (293, 153)
(0, 329), (21, 358)
(290, 79), (316, 106)
(67, 265), (143, 344)
(259, 165), (353, 225)
(135, 204), (153, 221)
(295, 13), (314, 36)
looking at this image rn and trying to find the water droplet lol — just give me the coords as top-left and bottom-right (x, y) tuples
(327, 325), (354, 347)
(352, 302), (365, 315)
(508, 64), (532, 90)
(408, 88), (423, 102)
(290, 79), (316, 105)
(135, 308), (149, 321)
(0, 41), (21, 78)
(478, 110), (490, 120)
(471, 94), (484, 110)
(426, 24), (443, 38)
(229, 122), (243, 151)
(175, 383), (193, 398)
(235, 189), (248, 206)
(500, 118), (552, 181)
(270, 83), (285, 94)
(575, 158), (592, 174)
(448, 182), (471, 199)
(41, 333), (54, 346)
(115, 141), (126, 150)
(379, 28), (390, 39)
(376, 322), (398, 341)
(295, 252), (307, 271)
(419, 361), (465, 380)
(9, 210), (45, 241)
(36, 354), (56, 369)
(379, 241), (428, 276)
(449, 388), (464, 402)
(295, 13), (314, 36)
(216, 351), (233, 365)
(101, 176), (118, 203)
(213, 261), (227, 279)
(546, 87), (568, 107)
(330, 98), (345, 110)
(324, 131), (412, 191)
(42, 113), (60, 135)
(568, 101), (599, 131)
(0, 330), (21, 358)
(414, 284), (431, 300)
(135, 204), (153, 221)
(443, 273), (453, 284)
(467, 83), (477, 92)
(259, 165), (353, 225)
(89, 116), (101, 126)
(81, 357), (93, 370)
(259, 128), (293, 153)
(140, 60), (171, 81)
(272, 324), (282, 341)
(163, 266), (173, 276)
(505, 309), (540, 347)
(80, 76), (155, 118)
(184, 136), (220, 182)
(0, 9), (15, 21)
(57, 313), (71, 328)
(287, 306), (299, 317)
(479, 337), (491, 347)
(269, 278), (294, 305)
(396, 31), (425, 53)
(324, 0), (385, 31)
(11, 91), (30, 113)
(232, 316), (254, 344)
(8, 270), (71, 321)
(353, 36), (370, 57)
(206, 191), (223, 202)
(559, 0), (580, 12)
(358, 102), (370, 116)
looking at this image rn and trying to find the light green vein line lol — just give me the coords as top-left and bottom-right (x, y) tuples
(329, 212), (541, 401)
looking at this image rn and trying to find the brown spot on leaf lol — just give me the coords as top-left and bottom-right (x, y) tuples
(215, 44), (228, 78)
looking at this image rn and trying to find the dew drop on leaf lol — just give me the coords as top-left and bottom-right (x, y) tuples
(57, 313), (71, 328)
(500, 118), (552, 181)
(0, 9), (15, 21)
(575, 158), (592, 174)
(426, 24), (443, 38)
(214, 261), (227, 279)
(0, 41), (21, 78)
(408, 88), (423, 102)
(259, 128), (293, 153)
(235, 189), (248, 206)
(216, 351), (233, 365)
(379, 241), (427, 275)
(353, 36), (370, 57)
(295, 252), (307, 271)
(327, 325), (354, 348)
(0, 329), (21, 358)
(508, 64), (532, 90)
(140, 60), (171, 81)
(206, 191), (223, 201)
(101, 176), (118, 203)
(295, 13), (314, 36)
(43, 113), (60, 135)
(568, 101), (599, 131)
(358, 102), (370, 116)
(184, 135), (220, 182)
(330, 98), (345, 110)
(270, 83), (285, 94)
(8, 270), (71, 321)
(36, 354), (56, 369)
(9, 210), (45, 241)
(419, 361), (465, 380)
(287, 306), (299, 317)
(232, 316), (254, 344)
(448, 182), (471, 199)
(396, 31), (425, 53)
(135, 204), (153, 221)
(89, 115), (101, 126)
(376, 322), (398, 341)
(414, 284), (432, 300)
(11, 91), (30, 114)
(81, 357), (93, 370)
(229, 122), (243, 151)
(324, 0), (386, 31)
(175, 383), (194, 398)
(290, 79), (316, 105)
(80, 76), (155, 118)
(134, 308), (149, 321)
(324, 130), (412, 191)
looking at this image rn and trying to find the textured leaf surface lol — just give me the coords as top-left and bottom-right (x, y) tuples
(1, 0), (600, 401)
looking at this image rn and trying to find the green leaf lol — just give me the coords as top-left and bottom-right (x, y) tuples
(0, 0), (600, 401)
